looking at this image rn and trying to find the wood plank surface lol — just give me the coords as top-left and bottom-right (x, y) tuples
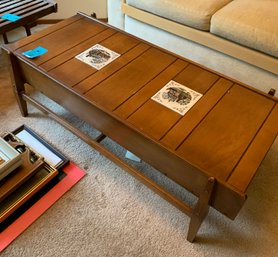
(114, 59), (189, 119)
(85, 47), (176, 111)
(40, 28), (117, 71)
(73, 43), (151, 94)
(122, 63), (221, 141)
(49, 58), (98, 87)
(174, 64), (219, 94)
(228, 104), (278, 192)
(99, 32), (140, 54)
(127, 99), (182, 140)
(176, 85), (275, 181)
(161, 78), (233, 149)
(16, 18), (107, 65)
(48, 32), (141, 87)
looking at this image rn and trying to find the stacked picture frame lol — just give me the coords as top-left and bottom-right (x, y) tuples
(0, 125), (68, 228)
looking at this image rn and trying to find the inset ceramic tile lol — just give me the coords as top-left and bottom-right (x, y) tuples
(151, 80), (202, 115)
(75, 44), (120, 70)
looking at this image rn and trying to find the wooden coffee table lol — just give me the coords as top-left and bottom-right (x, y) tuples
(2, 12), (278, 242)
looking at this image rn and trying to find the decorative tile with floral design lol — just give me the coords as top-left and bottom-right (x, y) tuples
(151, 80), (203, 115)
(75, 44), (120, 70)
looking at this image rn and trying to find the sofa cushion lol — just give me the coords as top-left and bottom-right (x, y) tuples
(126, 0), (232, 31)
(211, 0), (278, 58)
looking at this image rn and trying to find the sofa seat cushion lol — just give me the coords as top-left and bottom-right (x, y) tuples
(211, 0), (278, 58)
(126, 0), (232, 31)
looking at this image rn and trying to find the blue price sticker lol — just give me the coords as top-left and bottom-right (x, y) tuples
(1, 13), (21, 22)
(22, 46), (48, 59)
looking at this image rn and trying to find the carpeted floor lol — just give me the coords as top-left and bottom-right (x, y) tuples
(0, 26), (278, 257)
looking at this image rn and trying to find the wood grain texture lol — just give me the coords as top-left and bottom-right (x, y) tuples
(99, 32), (140, 54)
(114, 59), (189, 119)
(40, 28), (117, 72)
(85, 47), (176, 111)
(228, 104), (278, 192)
(174, 64), (219, 94)
(127, 99), (182, 140)
(124, 63), (220, 142)
(74, 43), (151, 94)
(48, 32), (141, 87)
(16, 18), (107, 66)
(176, 85), (275, 181)
(161, 79), (233, 150)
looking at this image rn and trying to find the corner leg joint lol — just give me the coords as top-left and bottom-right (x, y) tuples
(187, 177), (215, 242)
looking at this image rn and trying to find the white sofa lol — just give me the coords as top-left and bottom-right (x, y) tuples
(107, 0), (278, 95)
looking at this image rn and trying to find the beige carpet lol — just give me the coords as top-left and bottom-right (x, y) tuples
(0, 26), (278, 257)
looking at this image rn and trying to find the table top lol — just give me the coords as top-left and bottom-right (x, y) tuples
(4, 13), (278, 194)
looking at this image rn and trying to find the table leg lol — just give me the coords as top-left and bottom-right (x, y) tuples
(24, 22), (37, 36)
(25, 26), (31, 36)
(187, 177), (215, 242)
(4, 52), (28, 116)
(2, 33), (9, 44)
